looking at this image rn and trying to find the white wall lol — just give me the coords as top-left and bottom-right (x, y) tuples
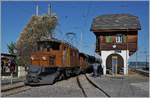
(18, 66), (26, 77)
(101, 50), (129, 75)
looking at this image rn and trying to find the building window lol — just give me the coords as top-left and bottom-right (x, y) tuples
(123, 35), (127, 43)
(106, 36), (112, 43)
(116, 34), (123, 43)
(96, 37), (99, 51)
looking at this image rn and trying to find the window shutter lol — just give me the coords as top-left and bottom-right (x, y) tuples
(106, 36), (112, 43)
(123, 35), (126, 43)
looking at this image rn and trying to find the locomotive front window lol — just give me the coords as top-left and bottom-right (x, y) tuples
(50, 42), (60, 50)
(37, 42), (60, 51)
(49, 56), (55, 65)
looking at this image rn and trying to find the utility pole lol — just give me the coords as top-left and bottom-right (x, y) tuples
(48, 4), (51, 17)
(65, 32), (76, 46)
(48, 3), (52, 39)
(144, 51), (148, 69)
(146, 53), (147, 68)
(126, 28), (128, 75)
(136, 51), (138, 69)
(80, 32), (83, 51)
(36, 4), (39, 16)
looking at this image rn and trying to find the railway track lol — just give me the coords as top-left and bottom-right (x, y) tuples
(76, 76), (87, 97)
(76, 74), (111, 97)
(1, 83), (31, 97)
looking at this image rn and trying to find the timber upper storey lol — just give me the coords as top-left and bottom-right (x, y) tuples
(91, 14), (141, 56)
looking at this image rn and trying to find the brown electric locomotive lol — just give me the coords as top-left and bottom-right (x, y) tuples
(25, 38), (96, 85)
(25, 38), (81, 85)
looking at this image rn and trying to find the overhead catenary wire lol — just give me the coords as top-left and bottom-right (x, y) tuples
(79, 2), (93, 53)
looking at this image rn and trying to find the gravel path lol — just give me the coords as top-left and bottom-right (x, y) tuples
(78, 75), (106, 97)
(8, 77), (83, 97)
(6, 73), (149, 97)
(86, 73), (149, 97)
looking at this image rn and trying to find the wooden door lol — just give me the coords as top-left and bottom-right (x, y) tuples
(112, 56), (118, 75)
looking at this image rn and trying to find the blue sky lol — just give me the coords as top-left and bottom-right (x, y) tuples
(1, 1), (149, 62)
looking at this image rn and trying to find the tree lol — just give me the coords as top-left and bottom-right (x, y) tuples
(7, 42), (16, 55)
(16, 14), (58, 66)
(7, 42), (20, 65)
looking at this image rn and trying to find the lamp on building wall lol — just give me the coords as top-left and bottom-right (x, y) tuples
(112, 44), (116, 49)
(113, 44), (117, 54)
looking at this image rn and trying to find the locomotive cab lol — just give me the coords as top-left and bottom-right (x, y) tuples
(31, 40), (61, 67)
(25, 39), (62, 85)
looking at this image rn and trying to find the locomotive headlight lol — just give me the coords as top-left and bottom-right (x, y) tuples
(31, 56), (34, 60)
(42, 56), (46, 60)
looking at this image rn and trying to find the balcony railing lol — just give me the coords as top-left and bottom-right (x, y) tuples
(96, 43), (137, 51)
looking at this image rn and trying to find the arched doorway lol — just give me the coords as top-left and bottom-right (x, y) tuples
(106, 54), (124, 75)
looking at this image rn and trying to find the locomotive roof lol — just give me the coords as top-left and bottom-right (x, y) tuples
(91, 13), (141, 32)
(37, 38), (78, 51)
(79, 52), (89, 58)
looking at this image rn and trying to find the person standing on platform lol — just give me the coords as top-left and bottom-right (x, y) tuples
(98, 64), (103, 77)
(92, 60), (99, 77)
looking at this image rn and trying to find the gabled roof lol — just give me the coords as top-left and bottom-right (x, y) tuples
(1, 53), (16, 57)
(91, 14), (141, 31)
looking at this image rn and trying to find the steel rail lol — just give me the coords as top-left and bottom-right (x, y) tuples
(84, 74), (111, 97)
(76, 76), (87, 97)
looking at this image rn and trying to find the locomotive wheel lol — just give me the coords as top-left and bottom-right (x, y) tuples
(55, 69), (64, 81)
(75, 68), (81, 75)
(55, 74), (61, 81)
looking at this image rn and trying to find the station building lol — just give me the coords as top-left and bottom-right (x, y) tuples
(91, 14), (141, 75)
(1, 53), (17, 76)
(1, 53), (26, 78)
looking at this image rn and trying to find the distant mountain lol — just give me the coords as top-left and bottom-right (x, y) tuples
(128, 61), (149, 69)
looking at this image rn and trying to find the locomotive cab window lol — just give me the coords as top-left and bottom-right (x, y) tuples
(51, 42), (60, 50)
(37, 41), (60, 51)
